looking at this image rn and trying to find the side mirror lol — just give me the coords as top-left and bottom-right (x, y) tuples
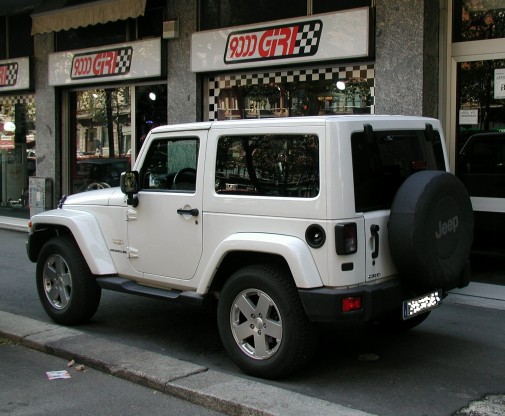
(120, 171), (139, 207)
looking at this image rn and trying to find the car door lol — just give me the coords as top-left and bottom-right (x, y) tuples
(126, 132), (206, 280)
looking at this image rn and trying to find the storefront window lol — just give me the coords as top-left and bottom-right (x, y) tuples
(135, 85), (168, 156)
(69, 84), (167, 194)
(208, 65), (374, 121)
(0, 16), (6, 60)
(0, 12), (33, 60)
(456, 59), (505, 149)
(455, 59), (505, 198)
(56, 20), (130, 52)
(313, 0), (371, 14)
(453, 0), (505, 42)
(8, 13), (33, 58)
(200, 0), (306, 30)
(0, 96), (36, 216)
(70, 87), (132, 193)
(200, 0), (372, 30)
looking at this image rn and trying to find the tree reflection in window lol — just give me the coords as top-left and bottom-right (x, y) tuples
(215, 134), (319, 198)
(454, 0), (505, 42)
(217, 78), (372, 120)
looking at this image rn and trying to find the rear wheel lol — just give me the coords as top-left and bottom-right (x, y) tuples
(217, 264), (317, 379)
(36, 235), (101, 325)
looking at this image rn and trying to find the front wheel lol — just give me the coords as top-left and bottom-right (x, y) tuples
(217, 264), (317, 379)
(36, 235), (101, 325)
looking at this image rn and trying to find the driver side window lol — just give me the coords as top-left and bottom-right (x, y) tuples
(140, 137), (199, 192)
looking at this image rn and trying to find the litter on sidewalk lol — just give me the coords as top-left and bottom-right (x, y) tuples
(46, 370), (71, 380)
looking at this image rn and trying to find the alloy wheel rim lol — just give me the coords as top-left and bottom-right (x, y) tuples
(229, 288), (283, 360)
(43, 254), (72, 310)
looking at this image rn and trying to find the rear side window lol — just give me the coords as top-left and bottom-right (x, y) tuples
(215, 134), (319, 198)
(352, 126), (445, 212)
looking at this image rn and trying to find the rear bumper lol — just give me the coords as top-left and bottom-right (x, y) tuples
(299, 260), (471, 323)
(298, 279), (410, 323)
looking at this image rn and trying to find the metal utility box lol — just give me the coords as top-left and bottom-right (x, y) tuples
(29, 177), (52, 217)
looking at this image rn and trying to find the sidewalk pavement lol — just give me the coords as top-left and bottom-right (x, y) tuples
(447, 282), (505, 310)
(0, 311), (374, 416)
(0, 215), (29, 233)
(2, 215), (505, 415)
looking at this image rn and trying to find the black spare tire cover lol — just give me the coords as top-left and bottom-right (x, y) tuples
(388, 171), (474, 292)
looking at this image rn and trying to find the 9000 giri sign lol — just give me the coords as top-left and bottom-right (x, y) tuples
(403, 290), (442, 320)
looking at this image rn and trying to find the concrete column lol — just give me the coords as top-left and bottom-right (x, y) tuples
(374, 0), (439, 117)
(166, 0), (202, 124)
(34, 33), (60, 208)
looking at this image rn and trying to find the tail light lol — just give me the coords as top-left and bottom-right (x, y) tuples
(335, 222), (357, 255)
(342, 296), (362, 312)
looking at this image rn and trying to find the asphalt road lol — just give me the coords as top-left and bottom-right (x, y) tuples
(1, 229), (504, 416)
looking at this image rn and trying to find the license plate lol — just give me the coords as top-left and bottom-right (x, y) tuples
(402, 290), (442, 320)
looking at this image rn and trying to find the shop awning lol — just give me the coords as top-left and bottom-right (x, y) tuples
(31, 0), (147, 35)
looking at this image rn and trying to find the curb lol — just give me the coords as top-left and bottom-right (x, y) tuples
(0, 311), (375, 416)
(0, 217), (28, 233)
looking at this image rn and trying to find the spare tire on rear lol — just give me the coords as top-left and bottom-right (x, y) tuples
(388, 171), (474, 292)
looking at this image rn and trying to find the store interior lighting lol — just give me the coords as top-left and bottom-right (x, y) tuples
(4, 121), (15, 134)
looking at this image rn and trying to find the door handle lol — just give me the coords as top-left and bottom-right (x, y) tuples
(177, 208), (199, 216)
(370, 224), (380, 259)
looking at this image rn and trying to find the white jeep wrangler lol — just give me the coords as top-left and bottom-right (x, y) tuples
(27, 115), (474, 378)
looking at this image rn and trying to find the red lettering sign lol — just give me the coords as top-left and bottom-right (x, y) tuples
(225, 20), (322, 65)
(71, 47), (133, 80)
(93, 51), (118, 76)
(0, 63), (18, 87)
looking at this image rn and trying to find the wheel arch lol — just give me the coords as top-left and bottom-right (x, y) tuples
(28, 209), (117, 275)
(198, 233), (323, 295)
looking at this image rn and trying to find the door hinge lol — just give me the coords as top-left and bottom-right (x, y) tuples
(126, 207), (137, 221)
(127, 246), (139, 258)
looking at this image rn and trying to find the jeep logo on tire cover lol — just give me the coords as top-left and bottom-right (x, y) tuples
(435, 216), (459, 239)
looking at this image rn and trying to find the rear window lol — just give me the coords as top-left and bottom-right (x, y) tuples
(351, 127), (445, 212)
(215, 134), (319, 198)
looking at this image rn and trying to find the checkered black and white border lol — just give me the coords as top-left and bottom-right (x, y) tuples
(115, 47), (133, 75)
(294, 22), (322, 55)
(207, 64), (375, 120)
(4, 64), (18, 86)
(0, 94), (35, 108)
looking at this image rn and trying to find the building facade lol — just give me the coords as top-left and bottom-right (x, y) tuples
(0, 0), (504, 257)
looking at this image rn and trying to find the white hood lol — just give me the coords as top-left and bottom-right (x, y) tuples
(63, 188), (126, 206)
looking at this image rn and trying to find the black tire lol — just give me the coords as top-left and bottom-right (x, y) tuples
(388, 171), (474, 292)
(217, 264), (317, 379)
(36, 235), (101, 325)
